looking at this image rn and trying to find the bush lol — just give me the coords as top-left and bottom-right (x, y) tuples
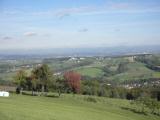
(126, 93), (134, 100)
(84, 96), (97, 103)
(130, 97), (160, 115)
(16, 87), (20, 94)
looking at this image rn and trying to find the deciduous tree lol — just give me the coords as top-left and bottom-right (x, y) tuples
(32, 64), (52, 95)
(64, 71), (81, 93)
(14, 69), (27, 94)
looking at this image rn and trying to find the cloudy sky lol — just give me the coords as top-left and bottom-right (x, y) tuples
(0, 0), (160, 50)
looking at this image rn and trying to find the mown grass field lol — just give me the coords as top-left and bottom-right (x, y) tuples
(0, 94), (159, 120)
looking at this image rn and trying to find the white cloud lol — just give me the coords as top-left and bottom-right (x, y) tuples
(52, 6), (96, 19)
(24, 32), (37, 36)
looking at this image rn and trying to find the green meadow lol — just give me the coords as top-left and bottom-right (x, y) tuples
(75, 67), (104, 78)
(0, 94), (159, 120)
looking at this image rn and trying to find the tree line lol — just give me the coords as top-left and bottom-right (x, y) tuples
(14, 64), (81, 96)
(14, 64), (160, 100)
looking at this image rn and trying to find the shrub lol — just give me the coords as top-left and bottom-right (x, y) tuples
(84, 96), (97, 103)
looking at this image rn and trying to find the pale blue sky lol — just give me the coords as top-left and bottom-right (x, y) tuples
(0, 0), (160, 49)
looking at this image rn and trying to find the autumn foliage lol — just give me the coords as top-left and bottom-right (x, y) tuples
(64, 71), (81, 93)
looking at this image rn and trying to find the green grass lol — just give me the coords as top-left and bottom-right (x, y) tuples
(75, 67), (104, 78)
(0, 94), (159, 120)
(73, 59), (160, 81)
(109, 62), (156, 82)
(152, 72), (160, 78)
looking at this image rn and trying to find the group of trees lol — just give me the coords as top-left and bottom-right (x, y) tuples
(131, 97), (160, 115)
(14, 65), (160, 102)
(81, 80), (122, 98)
(14, 64), (52, 95)
(135, 55), (160, 71)
(51, 71), (81, 96)
(14, 64), (81, 96)
(103, 62), (129, 77)
(81, 80), (160, 102)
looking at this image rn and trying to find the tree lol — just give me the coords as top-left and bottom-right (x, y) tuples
(117, 62), (128, 73)
(81, 80), (100, 95)
(156, 102), (160, 115)
(54, 77), (66, 97)
(64, 71), (81, 94)
(145, 98), (159, 114)
(103, 66), (116, 77)
(131, 97), (159, 114)
(32, 64), (52, 95)
(133, 97), (147, 113)
(30, 72), (39, 96)
(14, 69), (27, 94)
(126, 92), (134, 100)
(157, 92), (160, 101)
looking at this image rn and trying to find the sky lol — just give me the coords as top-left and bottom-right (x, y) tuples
(0, 0), (160, 50)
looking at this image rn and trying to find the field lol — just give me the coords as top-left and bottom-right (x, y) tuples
(108, 62), (156, 82)
(75, 67), (104, 78)
(0, 94), (159, 120)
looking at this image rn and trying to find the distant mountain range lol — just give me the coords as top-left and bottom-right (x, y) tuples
(0, 45), (160, 59)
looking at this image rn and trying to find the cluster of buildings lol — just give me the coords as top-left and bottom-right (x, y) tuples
(122, 78), (160, 89)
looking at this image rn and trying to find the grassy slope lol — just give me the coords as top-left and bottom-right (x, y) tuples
(75, 67), (104, 78)
(0, 94), (159, 120)
(109, 62), (155, 82)
(73, 60), (160, 81)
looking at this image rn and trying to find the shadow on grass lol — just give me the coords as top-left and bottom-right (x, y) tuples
(21, 92), (60, 98)
(22, 92), (38, 96)
(153, 112), (160, 116)
(46, 94), (59, 98)
(120, 107), (148, 115)
(84, 96), (97, 103)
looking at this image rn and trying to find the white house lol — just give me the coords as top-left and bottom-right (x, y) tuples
(0, 91), (9, 97)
